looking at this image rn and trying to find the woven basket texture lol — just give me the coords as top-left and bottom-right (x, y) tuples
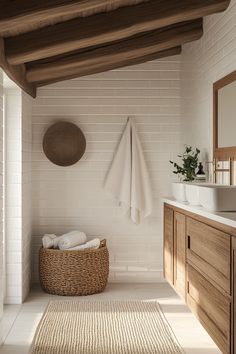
(39, 239), (109, 296)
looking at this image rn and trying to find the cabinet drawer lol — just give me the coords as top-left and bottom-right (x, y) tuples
(187, 265), (231, 354)
(186, 217), (231, 294)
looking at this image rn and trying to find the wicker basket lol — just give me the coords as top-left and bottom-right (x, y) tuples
(39, 239), (109, 296)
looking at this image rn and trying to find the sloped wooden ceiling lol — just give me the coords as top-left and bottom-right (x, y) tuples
(0, 0), (230, 97)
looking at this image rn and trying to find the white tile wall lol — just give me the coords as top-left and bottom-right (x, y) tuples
(22, 92), (32, 302)
(181, 0), (236, 171)
(5, 87), (22, 304)
(4, 87), (32, 304)
(31, 57), (182, 283)
(0, 69), (4, 342)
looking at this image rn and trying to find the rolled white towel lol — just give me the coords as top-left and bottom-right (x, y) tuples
(42, 234), (57, 249)
(58, 230), (87, 250)
(67, 238), (100, 251)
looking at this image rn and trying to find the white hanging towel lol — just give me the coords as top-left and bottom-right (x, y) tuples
(104, 117), (152, 224)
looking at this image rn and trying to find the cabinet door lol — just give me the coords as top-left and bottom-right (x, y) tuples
(187, 264), (231, 354)
(174, 212), (186, 300)
(164, 205), (174, 285)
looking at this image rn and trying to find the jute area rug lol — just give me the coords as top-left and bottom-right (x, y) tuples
(30, 301), (184, 354)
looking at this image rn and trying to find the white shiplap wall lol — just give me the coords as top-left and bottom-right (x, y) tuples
(31, 56), (182, 283)
(181, 0), (236, 174)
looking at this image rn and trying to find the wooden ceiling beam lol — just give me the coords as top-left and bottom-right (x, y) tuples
(36, 47), (182, 87)
(26, 20), (202, 84)
(0, 0), (140, 37)
(0, 38), (36, 97)
(5, 0), (229, 65)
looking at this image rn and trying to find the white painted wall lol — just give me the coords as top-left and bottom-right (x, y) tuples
(181, 0), (236, 172)
(31, 56), (182, 283)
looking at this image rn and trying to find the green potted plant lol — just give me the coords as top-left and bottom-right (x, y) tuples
(170, 145), (200, 182)
(170, 145), (200, 204)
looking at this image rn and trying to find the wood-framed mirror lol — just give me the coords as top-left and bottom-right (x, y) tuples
(213, 70), (236, 160)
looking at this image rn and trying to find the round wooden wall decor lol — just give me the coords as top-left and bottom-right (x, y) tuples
(43, 121), (86, 166)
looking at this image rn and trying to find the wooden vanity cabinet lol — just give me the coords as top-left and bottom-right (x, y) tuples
(163, 203), (236, 354)
(187, 217), (231, 294)
(164, 205), (174, 285)
(163, 205), (186, 300)
(173, 211), (186, 300)
(187, 264), (231, 353)
(232, 237), (236, 354)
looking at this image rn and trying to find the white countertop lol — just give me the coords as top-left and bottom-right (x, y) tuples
(163, 197), (236, 229)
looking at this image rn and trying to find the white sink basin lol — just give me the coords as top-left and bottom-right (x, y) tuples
(171, 182), (236, 211)
(199, 184), (236, 212)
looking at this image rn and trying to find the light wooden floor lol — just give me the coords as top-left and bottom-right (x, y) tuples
(0, 283), (221, 354)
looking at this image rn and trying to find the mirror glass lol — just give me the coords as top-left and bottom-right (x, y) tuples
(218, 80), (236, 148)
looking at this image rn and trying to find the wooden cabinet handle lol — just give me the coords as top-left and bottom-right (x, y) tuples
(187, 235), (191, 249)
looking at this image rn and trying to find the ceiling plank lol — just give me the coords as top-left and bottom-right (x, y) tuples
(5, 0), (229, 65)
(36, 47), (182, 87)
(0, 0), (145, 37)
(26, 19), (202, 84)
(0, 38), (36, 97)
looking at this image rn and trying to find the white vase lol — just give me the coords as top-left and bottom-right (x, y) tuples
(185, 183), (201, 206)
(171, 182), (187, 202)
